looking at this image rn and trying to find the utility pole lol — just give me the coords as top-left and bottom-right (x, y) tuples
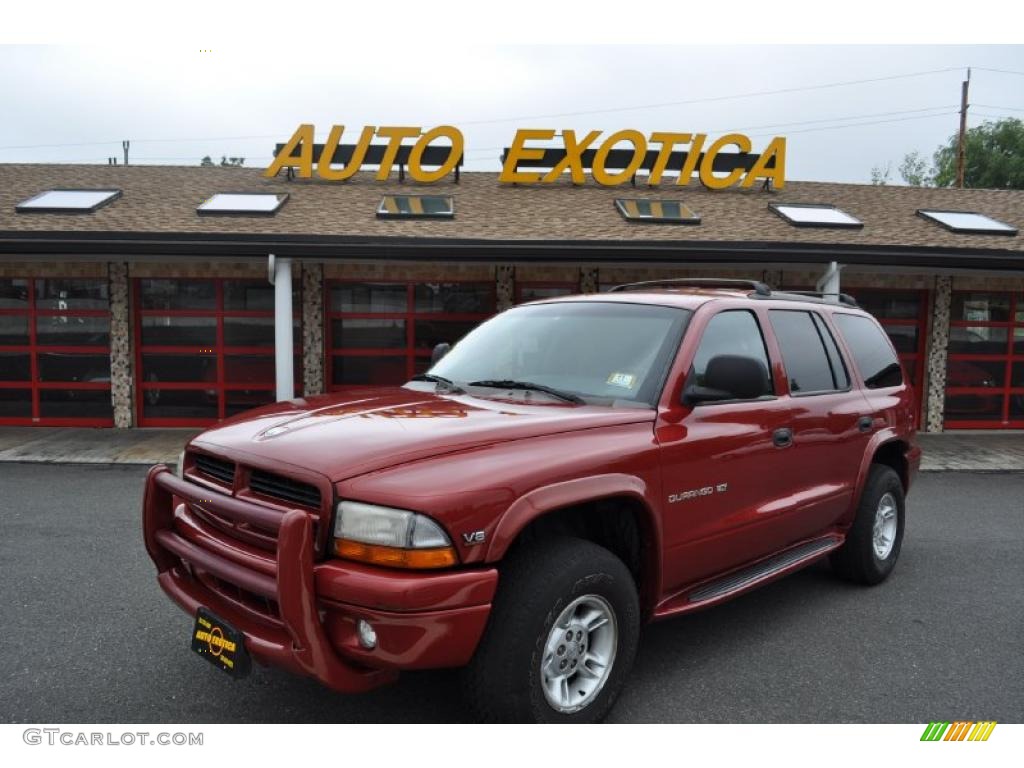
(956, 68), (970, 188)
(122, 140), (130, 167)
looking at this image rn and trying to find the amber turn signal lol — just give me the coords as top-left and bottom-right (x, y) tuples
(334, 538), (458, 569)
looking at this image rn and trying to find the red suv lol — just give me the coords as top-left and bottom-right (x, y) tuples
(143, 279), (921, 722)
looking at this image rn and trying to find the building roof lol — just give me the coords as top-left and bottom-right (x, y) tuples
(0, 163), (1022, 268)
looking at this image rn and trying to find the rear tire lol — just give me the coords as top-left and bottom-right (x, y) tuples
(830, 464), (905, 585)
(463, 537), (640, 723)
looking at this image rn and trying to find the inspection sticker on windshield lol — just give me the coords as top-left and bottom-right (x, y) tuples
(606, 372), (637, 389)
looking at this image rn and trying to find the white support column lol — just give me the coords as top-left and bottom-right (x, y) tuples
(270, 254), (294, 401)
(816, 261), (842, 301)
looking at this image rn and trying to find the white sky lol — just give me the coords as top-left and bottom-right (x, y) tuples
(0, 43), (1021, 184)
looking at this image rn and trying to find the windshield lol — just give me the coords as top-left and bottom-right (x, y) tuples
(425, 302), (691, 406)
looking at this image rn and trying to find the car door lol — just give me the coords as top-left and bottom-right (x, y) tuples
(656, 306), (797, 593)
(763, 308), (872, 542)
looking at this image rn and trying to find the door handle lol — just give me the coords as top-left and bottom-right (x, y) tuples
(858, 416), (874, 433)
(773, 428), (793, 448)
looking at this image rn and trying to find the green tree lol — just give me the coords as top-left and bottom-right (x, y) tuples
(870, 162), (891, 185)
(899, 150), (931, 187)
(932, 118), (1024, 189)
(220, 156), (245, 167)
(200, 155), (215, 166)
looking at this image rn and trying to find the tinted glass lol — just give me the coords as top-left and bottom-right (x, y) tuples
(414, 319), (481, 349)
(833, 314), (903, 389)
(770, 311), (838, 393)
(222, 281), (299, 311)
(856, 291), (922, 320)
(141, 316), (216, 347)
(946, 359), (1005, 388)
(222, 317), (299, 347)
(0, 353), (31, 380)
(813, 314), (850, 389)
(950, 292), (1010, 322)
(0, 389), (31, 417)
(37, 353), (111, 382)
(224, 355), (276, 383)
(332, 319), (406, 349)
(414, 283), (494, 314)
(944, 393), (1004, 422)
(332, 355), (407, 386)
(35, 316), (110, 346)
(35, 279), (108, 310)
(39, 390), (113, 419)
(948, 326), (1008, 355)
(330, 283), (408, 313)
(225, 389), (276, 416)
(518, 286), (576, 302)
(142, 354), (216, 382)
(882, 324), (919, 354)
(139, 279), (216, 310)
(142, 390), (218, 420)
(0, 279), (30, 309)
(0, 315), (29, 344)
(690, 311), (772, 396)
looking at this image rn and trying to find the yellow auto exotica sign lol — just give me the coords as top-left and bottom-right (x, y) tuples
(265, 124), (786, 189)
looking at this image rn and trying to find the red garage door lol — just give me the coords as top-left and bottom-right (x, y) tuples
(945, 291), (1024, 429)
(134, 278), (299, 426)
(0, 277), (113, 426)
(325, 280), (495, 389)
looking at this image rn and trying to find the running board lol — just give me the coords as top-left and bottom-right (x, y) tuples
(654, 535), (843, 619)
(688, 536), (841, 604)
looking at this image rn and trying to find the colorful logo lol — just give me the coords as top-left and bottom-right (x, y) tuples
(920, 721), (997, 741)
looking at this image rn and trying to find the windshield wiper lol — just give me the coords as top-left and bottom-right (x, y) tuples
(411, 373), (465, 394)
(467, 379), (585, 405)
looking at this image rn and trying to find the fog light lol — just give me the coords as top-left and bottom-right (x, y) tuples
(357, 619), (377, 650)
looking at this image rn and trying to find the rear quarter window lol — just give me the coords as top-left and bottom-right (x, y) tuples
(833, 313), (903, 389)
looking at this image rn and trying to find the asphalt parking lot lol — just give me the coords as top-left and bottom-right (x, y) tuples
(0, 463), (1020, 723)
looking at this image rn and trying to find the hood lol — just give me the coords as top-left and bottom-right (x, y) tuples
(190, 385), (654, 481)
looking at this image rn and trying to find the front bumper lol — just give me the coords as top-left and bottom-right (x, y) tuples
(143, 464), (498, 693)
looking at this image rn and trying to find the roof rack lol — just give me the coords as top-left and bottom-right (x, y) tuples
(608, 278), (772, 296)
(773, 290), (859, 307)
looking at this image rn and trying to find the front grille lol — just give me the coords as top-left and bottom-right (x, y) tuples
(194, 453), (236, 485)
(249, 469), (322, 509)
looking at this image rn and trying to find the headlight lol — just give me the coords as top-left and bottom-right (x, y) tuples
(333, 501), (457, 569)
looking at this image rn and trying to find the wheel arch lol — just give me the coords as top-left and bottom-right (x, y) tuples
(485, 474), (662, 617)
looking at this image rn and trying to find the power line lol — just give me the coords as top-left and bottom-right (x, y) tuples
(747, 110), (959, 138)
(973, 67), (1024, 78)
(456, 67), (964, 125)
(973, 103), (1024, 113)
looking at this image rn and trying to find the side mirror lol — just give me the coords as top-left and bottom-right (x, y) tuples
(431, 342), (451, 366)
(683, 354), (771, 405)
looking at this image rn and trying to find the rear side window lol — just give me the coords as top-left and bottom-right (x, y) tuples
(691, 310), (773, 396)
(833, 313), (903, 388)
(812, 314), (851, 389)
(769, 310), (845, 393)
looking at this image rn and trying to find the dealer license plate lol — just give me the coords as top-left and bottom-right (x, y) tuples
(190, 607), (251, 678)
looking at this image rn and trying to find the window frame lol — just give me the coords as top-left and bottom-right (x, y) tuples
(15, 188), (122, 214)
(614, 198), (702, 225)
(376, 195), (455, 219)
(944, 290), (1024, 429)
(195, 192), (289, 217)
(325, 279), (496, 390)
(684, 308), (777, 406)
(768, 202), (864, 229)
(767, 308), (853, 397)
(916, 209), (1018, 236)
(133, 278), (301, 427)
(0, 277), (113, 426)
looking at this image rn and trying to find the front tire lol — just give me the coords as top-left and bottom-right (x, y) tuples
(830, 464), (905, 585)
(464, 537), (640, 723)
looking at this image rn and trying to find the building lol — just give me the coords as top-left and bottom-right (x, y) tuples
(0, 162), (1022, 431)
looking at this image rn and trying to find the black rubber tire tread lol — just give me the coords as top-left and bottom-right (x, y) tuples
(830, 464), (905, 585)
(463, 536), (640, 723)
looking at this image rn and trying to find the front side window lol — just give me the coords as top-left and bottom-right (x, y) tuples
(833, 313), (903, 389)
(690, 310), (773, 397)
(769, 310), (846, 394)
(429, 302), (690, 406)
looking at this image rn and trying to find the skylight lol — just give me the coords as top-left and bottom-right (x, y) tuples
(16, 189), (121, 213)
(917, 209), (1018, 236)
(377, 195), (454, 219)
(769, 203), (863, 229)
(615, 199), (701, 224)
(197, 193), (288, 216)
